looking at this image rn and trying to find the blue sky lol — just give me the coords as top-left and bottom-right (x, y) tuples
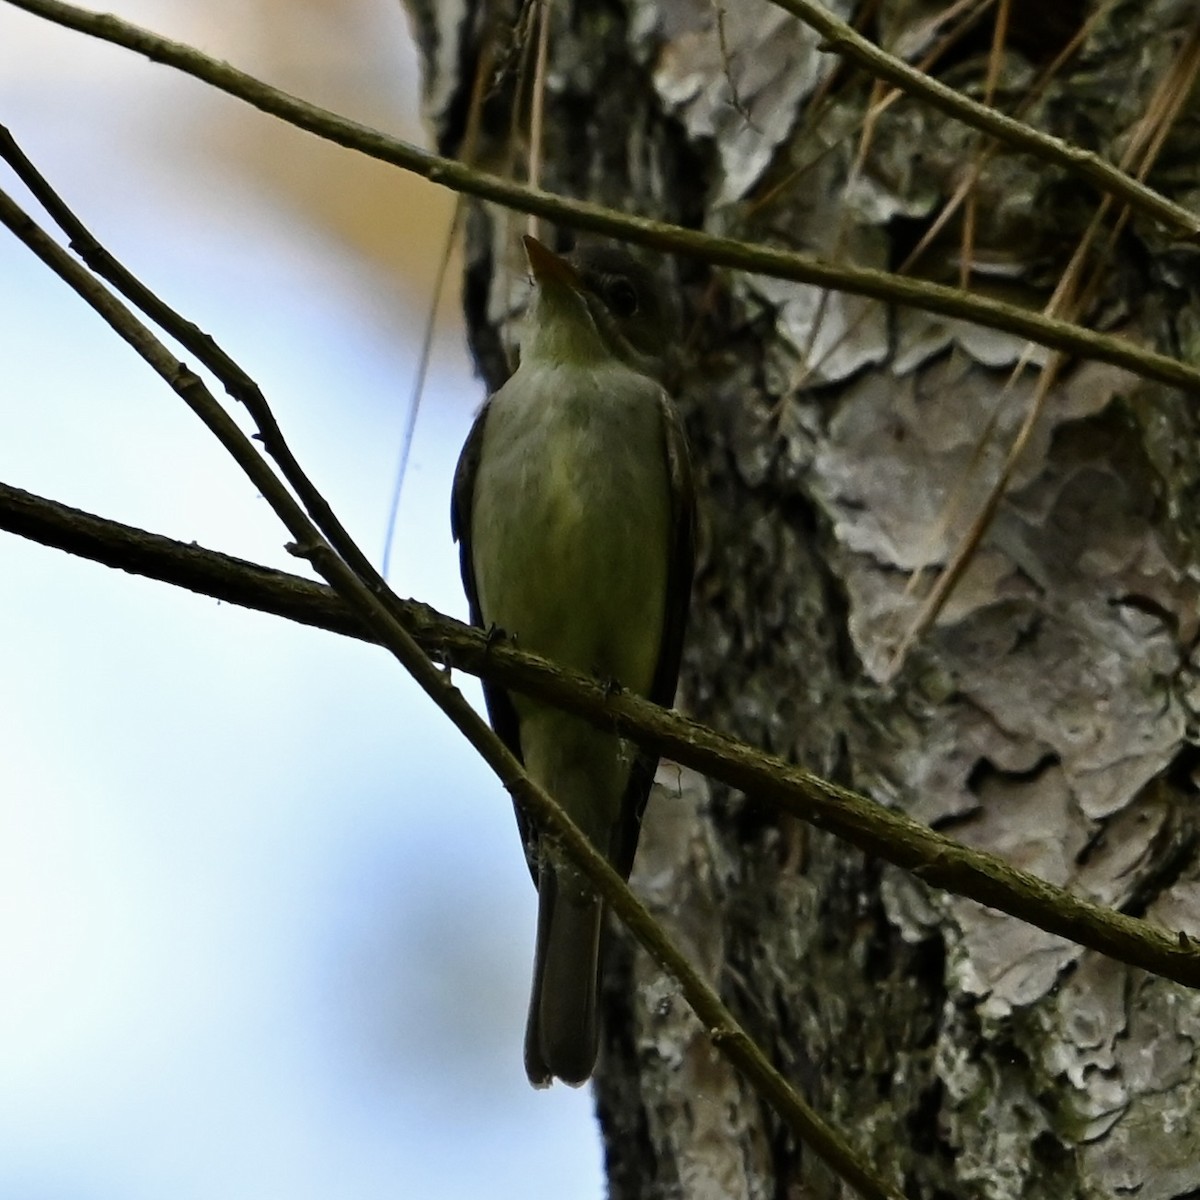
(0, 3), (604, 1197)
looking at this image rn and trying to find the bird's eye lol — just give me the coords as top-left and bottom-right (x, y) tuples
(604, 277), (639, 318)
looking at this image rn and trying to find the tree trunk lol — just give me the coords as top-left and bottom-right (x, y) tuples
(403, 1), (1200, 1195)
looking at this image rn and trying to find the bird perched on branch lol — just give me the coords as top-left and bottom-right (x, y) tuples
(452, 234), (695, 1086)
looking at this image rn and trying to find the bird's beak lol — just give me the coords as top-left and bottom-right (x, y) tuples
(523, 235), (582, 291)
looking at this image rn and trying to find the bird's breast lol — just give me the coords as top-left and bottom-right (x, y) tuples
(470, 361), (672, 696)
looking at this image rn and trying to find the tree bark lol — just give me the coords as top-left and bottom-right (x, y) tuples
(403, 1), (1200, 1195)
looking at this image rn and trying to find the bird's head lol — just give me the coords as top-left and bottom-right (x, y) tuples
(521, 235), (679, 382)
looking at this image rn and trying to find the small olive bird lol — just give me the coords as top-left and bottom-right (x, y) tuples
(451, 235), (695, 1086)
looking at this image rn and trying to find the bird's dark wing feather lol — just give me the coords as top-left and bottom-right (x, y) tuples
(609, 392), (696, 880)
(451, 400), (539, 880)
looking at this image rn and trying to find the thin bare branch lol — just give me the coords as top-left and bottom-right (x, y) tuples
(890, 14), (1200, 666)
(383, 28), (497, 579)
(525, 0), (551, 240)
(767, 0), (1200, 242)
(0, 123), (383, 595)
(4, 0), (1200, 394)
(0, 187), (900, 1200)
(4, 478), (1200, 995)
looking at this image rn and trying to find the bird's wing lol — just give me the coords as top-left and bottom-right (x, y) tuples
(449, 399), (489, 624)
(450, 399), (536, 877)
(610, 391), (697, 880)
(450, 398), (526, 759)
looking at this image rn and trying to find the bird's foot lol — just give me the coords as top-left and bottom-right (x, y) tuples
(484, 622), (511, 647)
(598, 672), (623, 697)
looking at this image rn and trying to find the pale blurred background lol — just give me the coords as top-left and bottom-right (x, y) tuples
(0, 2), (603, 1197)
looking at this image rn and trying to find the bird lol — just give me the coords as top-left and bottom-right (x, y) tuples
(451, 234), (695, 1086)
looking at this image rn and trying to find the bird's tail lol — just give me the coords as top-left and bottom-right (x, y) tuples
(524, 861), (603, 1087)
